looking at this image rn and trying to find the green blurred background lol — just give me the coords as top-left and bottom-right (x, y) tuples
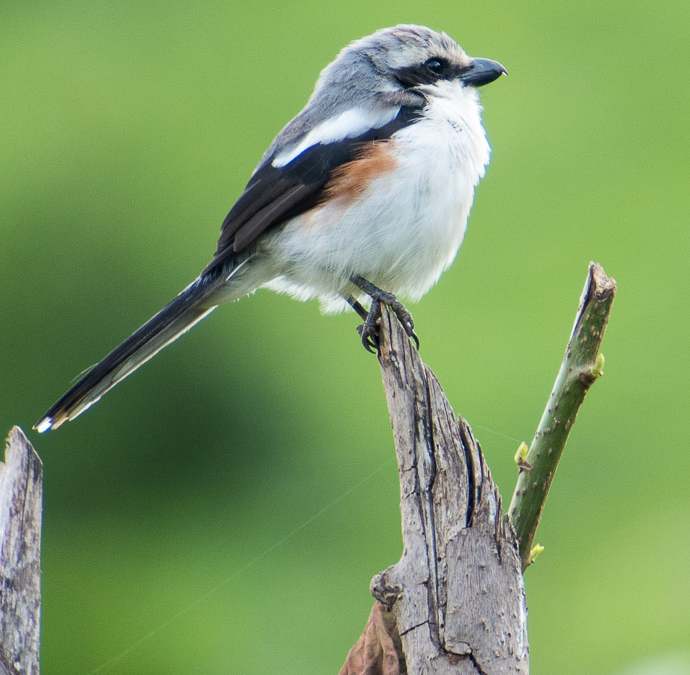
(2, 0), (689, 672)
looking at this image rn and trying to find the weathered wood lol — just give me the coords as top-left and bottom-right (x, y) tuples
(367, 310), (528, 675)
(0, 427), (42, 675)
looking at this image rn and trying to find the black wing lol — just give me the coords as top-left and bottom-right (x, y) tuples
(202, 105), (423, 276)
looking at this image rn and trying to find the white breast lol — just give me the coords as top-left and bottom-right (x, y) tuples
(261, 81), (491, 313)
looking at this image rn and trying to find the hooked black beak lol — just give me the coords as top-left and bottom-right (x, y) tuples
(459, 58), (507, 87)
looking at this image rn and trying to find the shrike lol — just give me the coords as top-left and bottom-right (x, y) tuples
(35, 24), (505, 432)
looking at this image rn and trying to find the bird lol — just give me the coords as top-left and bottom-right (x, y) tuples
(35, 24), (506, 433)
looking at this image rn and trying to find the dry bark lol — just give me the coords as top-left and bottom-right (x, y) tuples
(341, 310), (529, 675)
(0, 427), (42, 675)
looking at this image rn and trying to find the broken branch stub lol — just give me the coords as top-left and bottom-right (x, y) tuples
(370, 310), (528, 675)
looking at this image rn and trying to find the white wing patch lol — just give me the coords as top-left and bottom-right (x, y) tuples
(272, 106), (400, 168)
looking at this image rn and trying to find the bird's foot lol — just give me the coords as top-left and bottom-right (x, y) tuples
(348, 278), (420, 353)
(357, 299), (383, 353)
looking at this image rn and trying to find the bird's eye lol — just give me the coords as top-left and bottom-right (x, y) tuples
(424, 58), (448, 75)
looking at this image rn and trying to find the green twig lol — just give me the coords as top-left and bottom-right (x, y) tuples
(508, 262), (616, 571)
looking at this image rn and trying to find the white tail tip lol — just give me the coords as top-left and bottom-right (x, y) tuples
(35, 417), (53, 434)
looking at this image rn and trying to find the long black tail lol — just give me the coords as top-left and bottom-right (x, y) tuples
(35, 274), (222, 432)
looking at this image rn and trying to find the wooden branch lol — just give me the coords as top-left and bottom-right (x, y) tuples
(0, 427), (42, 675)
(508, 263), (616, 570)
(361, 309), (529, 675)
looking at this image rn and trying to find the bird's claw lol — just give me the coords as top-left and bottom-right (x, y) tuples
(356, 296), (419, 353)
(390, 302), (420, 350)
(349, 276), (420, 353)
(357, 300), (382, 353)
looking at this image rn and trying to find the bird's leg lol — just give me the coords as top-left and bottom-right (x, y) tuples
(349, 276), (419, 353)
(346, 295), (369, 321)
